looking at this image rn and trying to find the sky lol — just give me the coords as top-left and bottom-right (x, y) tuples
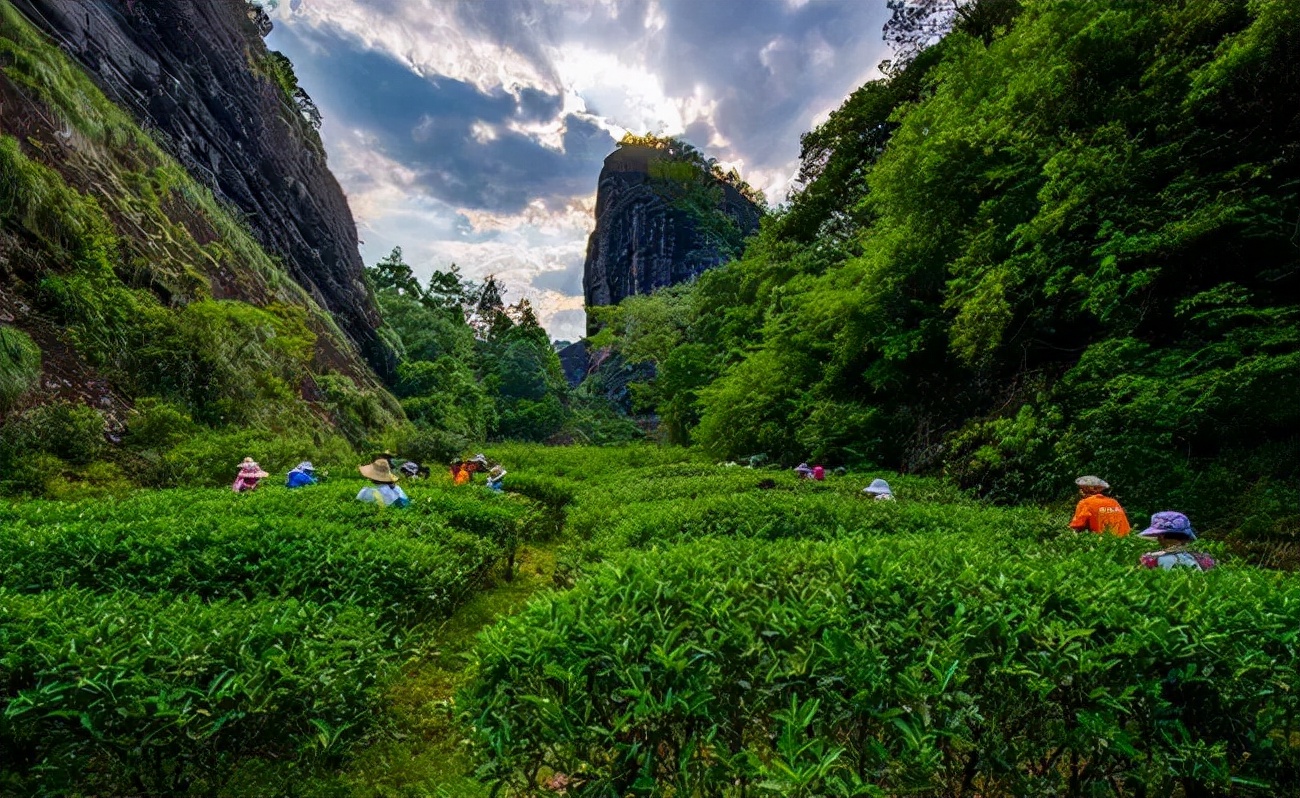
(265, 0), (894, 342)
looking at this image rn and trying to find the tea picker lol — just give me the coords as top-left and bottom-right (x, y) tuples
(1138, 511), (1216, 571)
(862, 478), (894, 501)
(356, 458), (410, 508)
(285, 461), (318, 488)
(1069, 476), (1131, 536)
(232, 457), (269, 493)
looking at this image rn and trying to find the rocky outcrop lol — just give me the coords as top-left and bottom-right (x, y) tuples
(583, 144), (761, 335)
(11, 0), (389, 374)
(557, 340), (590, 386)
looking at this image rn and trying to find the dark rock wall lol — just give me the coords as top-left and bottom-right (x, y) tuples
(582, 144), (761, 335)
(13, 0), (390, 374)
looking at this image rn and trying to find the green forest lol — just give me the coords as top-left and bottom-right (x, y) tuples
(2, 0), (1299, 796)
(591, 0), (1300, 560)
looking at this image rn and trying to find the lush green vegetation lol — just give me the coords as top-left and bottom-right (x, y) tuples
(589, 0), (1300, 558)
(0, 476), (536, 796)
(1, 444), (1297, 797)
(454, 446), (1298, 798)
(366, 248), (641, 455)
(4, 0), (1300, 795)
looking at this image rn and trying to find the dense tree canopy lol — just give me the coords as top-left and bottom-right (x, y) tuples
(369, 249), (638, 457)
(595, 0), (1300, 542)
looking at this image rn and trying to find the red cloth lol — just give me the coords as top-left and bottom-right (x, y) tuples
(812, 466), (825, 481)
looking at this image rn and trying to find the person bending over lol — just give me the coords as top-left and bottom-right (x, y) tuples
(1139, 511), (1216, 571)
(1069, 475), (1130, 536)
(356, 458), (409, 507)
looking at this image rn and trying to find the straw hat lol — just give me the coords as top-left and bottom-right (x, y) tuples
(359, 458), (399, 483)
(238, 457), (269, 479)
(1075, 475), (1109, 489)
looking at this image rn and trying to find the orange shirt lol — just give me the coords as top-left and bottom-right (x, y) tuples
(454, 466), (471, 486)
(1070, 495), (1131, 536)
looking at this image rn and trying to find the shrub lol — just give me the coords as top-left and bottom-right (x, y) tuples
(7, 401), (107, 466)
(0, 589), (392, 796)
(146, 426), (355, 488)
(122, 397), (199, 453)
(464, 536), (1300, 797)
(0, 326), (41, 413)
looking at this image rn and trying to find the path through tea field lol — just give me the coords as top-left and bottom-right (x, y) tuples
(3, 445), (1298, 797)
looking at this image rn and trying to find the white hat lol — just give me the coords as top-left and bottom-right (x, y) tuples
(863, 478), (892, 496)
(1075, 475), (1109, 489)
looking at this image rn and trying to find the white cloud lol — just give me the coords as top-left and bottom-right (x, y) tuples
(269, 0), (895, 338)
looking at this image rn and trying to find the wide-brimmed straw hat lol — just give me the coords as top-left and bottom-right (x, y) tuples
(359, 458), (399, 483)
(1075, 475), (1109, 489)
(1139, 511), (1197, 541)
(238, 457), (269, 479)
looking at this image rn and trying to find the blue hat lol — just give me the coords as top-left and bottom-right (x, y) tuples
(1139, 511), (1196, 541)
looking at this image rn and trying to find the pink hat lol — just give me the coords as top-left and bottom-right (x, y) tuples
(238, 457), (270, 479)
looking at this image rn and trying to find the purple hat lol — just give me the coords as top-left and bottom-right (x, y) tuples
(1139, 511), (1196, 541)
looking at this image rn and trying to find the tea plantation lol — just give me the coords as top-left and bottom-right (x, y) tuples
(464, 446), (1300, 798)
(0, 476), (535, 796)
(3, 446), (1299, 797)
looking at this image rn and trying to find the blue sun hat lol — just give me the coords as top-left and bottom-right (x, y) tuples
(1139, 511), (1196, 541)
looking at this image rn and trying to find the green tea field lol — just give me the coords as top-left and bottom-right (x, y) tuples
(4, 446), (1296, 797)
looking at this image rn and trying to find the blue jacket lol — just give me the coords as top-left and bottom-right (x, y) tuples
(286, 470), (317, 488)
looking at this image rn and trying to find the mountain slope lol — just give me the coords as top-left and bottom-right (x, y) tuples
(12, 0), (391, 374)
(0, 0), (400, 492)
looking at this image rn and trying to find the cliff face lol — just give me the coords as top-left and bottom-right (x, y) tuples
(11, 0), (388, 373)
(583, 144), (761, 335)
(0, 0), (400, 453)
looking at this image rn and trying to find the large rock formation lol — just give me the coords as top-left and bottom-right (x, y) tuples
(11, 0), (389, 374)
(583, 143), (761, 335)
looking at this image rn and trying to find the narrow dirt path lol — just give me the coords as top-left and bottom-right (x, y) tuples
(330, 543), (559, 797)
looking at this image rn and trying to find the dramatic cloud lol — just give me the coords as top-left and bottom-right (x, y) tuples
(267, 0), (892, 341)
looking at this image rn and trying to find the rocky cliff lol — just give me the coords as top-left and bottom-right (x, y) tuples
(1, 0), (400, 479)
(11, 0), (388, 373)
(583, 143), (761, 335)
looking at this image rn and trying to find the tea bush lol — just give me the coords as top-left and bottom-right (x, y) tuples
(0, 589), (390, 796)
(0, 475), (540, 795)
(465, 534), (1300, 797)
(0, 483), (530, 624)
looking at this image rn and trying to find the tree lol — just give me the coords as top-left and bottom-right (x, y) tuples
(422, 263), (470, 317)
(508, 298), (542, 331)
(470, 275), (513, 341)
(368, 247), (421, 297)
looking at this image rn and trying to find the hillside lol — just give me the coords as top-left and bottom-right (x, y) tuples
(0, 0), (400, 495)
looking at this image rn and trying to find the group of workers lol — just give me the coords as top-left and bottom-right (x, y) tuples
(1069, 475), (1216, 571)
(450, 454), (507, 491)
(793, 461), (1214, 571)
(237, 451), (1213, 570)
(230, 451), (507, 508)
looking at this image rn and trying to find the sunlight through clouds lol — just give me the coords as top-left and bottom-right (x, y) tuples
(267, 0), (892, 339)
